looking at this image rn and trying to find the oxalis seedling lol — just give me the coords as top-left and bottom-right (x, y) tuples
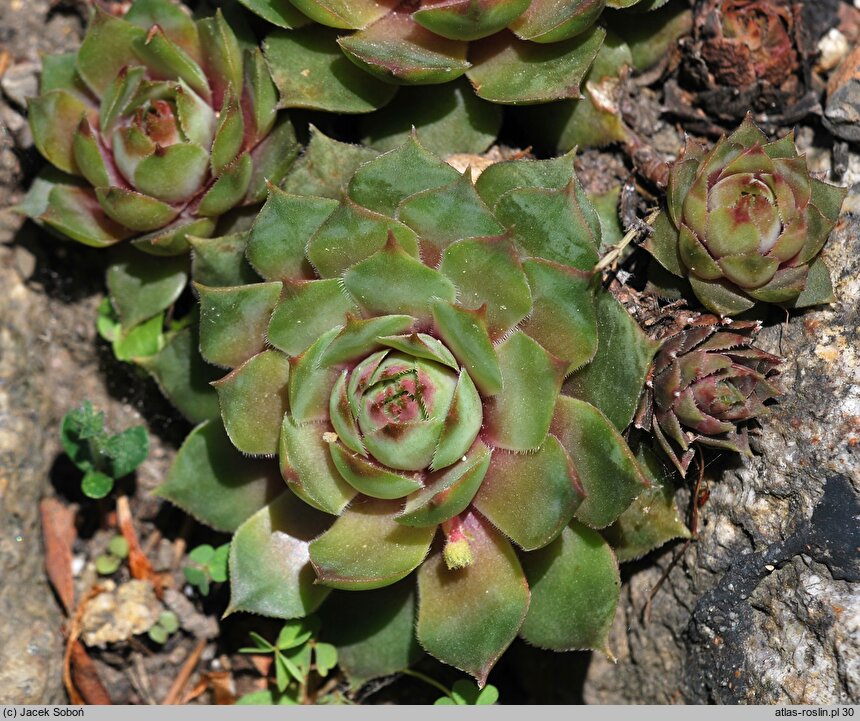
(401, 670), (500, 705)
(147, 611), (180, 645)
(60, 401), (149, 499)
(183, 543), (229, 596)
(95, 535), (130, 576)
(237, 618), (340, 705)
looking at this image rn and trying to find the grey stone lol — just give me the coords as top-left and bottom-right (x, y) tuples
(825, 48), (860, 143)
(0, 214), (65, 704)
(1, 61), (39, 110)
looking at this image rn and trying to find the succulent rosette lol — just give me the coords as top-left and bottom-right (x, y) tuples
(646, 117), (847, 316)
(636, 315), (781, 476)
(22, 0), (298, 255)
(157, 135), (668, 684)
(237, 0), (671, 111)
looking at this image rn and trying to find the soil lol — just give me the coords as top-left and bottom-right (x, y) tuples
(0, 0), (858, 706)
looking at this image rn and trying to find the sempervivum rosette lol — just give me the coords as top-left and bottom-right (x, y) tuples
(646, 116), (846, 316)
(636, 315), (781, 476)
(157, 134), (666, 684)
(236, 0), (672, 110)
(22, 0), (298, 254)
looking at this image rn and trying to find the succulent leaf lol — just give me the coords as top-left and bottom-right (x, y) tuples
(320, 581), (423, 686)
(268, 279), (357, 356)
(483, 332), (566, 452)
(474, 434), (583, 550)
(279, 417), (356, 514)
(189, 232), (258, 288)
(106, 247), (188, 328)
(263, 26), (397, 113)
(520, 259), (597, 370)
(519, 520), (619, 651)
(247, 187), (338, 281)
(414, 0), (531, 41)
(398, 441), (491, 527)
(564, 291), (659, 429)
(237, 0), (312, 29)
(494, 180), (601, 270)
(338, 11), (470, 85)
(282, 126), (380, 199)
(602, 447), (691, 562)
(157, 420), (282, 532)
(398, 175), (505, 265)
(228, 492), (331, 618)
(551, 397), (648, 528)
(475, 150), (575, 207)
(467, 26), (605, 104)
(416, 512), (529, 685)
(511, 0), (606, 43)
(309, 498), (436, 590)
(348, 134), (461, 215)
(214, 350), (291, 455)
(197, 282), (282, 368)
(359, 79), (501, 156)
(136, 321), (221, 424)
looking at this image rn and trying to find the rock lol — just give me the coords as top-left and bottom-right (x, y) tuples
(817, 29), (849, 74)
(0, 61), (39, 110)
(584, 172), (860, 704)
(0, 214), (65, 704)
(825, 46), (860, 142)
(80, 580), (161, 648)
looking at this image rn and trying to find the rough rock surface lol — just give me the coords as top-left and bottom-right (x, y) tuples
(584, 161), (860, 704)
(0, 218), (66, 704)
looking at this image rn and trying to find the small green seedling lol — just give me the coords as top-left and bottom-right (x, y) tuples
(237, 618), (338, 704)
(402, 670), (500, 705)
(183, 544), (229, 596)
(434, 679), (499, 705)
(95, 535), (130, 575)
(60, 401), (149, 499)
(147, 611), (180, 645)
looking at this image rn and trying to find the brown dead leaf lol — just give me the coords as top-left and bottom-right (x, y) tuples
(207, 671), (237, 705)
(40, 497), (76, 615)
(69, 641), (112, 705)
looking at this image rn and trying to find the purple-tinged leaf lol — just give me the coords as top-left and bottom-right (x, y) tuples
(416, 512), (529, 686)
(474, 434), (583, 550)
(551, 396), (648, 528)
(484, 332), (566, 452)
(228, 491), (332, 618)
(309, 497), (435, 590)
